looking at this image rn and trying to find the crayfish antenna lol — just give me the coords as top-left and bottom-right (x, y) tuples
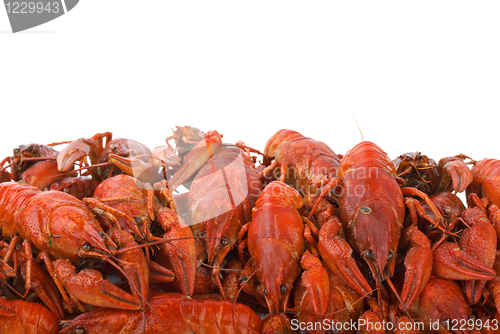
(386, 277), (412, 319)
(351, 99), (364, 141)
(230, 264), (263, 334)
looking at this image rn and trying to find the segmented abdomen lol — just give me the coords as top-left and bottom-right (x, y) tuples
(264, 129), (340, 196)
(263, 129), (306, 158)
(61, 293), (262, 334)
(0, 300), (59, 334)
(337, 141), (396, 180)
(0, 182), (41, 237)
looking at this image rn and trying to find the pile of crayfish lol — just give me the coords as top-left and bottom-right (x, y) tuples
(1, 126), (500, 334)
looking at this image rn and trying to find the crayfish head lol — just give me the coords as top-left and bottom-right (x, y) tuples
(204, 205), (244, 267)
(361, 247), (396, 288)
(256, 239), (300, 315)
(205, 220), (234, 266)
(77, 232), (117, 260)
(260, 279), (293, 317)
(353, 199), (401, 284)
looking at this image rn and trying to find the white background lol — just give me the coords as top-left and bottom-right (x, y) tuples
(1, 1), (499, 175)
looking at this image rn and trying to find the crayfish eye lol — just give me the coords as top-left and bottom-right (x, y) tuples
(360, 206), (372, 214)
(263, 288), (267, 296)
(220, 238), (229, 246)
(440, 318), (450, 328)
(74, 326), (87, 334)
(81, 243), (92, 252)
(388, 252), (394, 260)
(365, 249), (374, 259)
(444, 207), (452, 215)
(198, 231), (206, 237)
(280, 284), (286, 293)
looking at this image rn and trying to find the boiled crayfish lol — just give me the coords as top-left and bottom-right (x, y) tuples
(0, 182), (150, 314)
(0, 126), (499, 333)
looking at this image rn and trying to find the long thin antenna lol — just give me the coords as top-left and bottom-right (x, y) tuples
(351, 99), (364, 141)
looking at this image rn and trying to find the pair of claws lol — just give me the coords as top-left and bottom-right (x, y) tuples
(396, 153), (475, 194)
(56, 130), (223, 189)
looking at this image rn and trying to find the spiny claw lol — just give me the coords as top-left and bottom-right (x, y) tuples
(300, 250), (329, 314)
(149, 260), (175, 283)
(401, 246), (433, 310)
(318, 219), (372, 296)
(399, 225), (433, 310)
(460, 207), (497, 304)
(54, 259), (141, 310)
(432, 242), (496, 280)
(156, 208), (197, 296)
(169, 130), (222, 190)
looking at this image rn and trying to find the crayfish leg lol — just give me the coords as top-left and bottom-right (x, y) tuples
(401, 187), (444, 229)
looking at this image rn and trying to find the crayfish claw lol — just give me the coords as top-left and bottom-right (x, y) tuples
(438, 157), (473, 193)
(300, 251), (329, 314)
(399, 225), (433, 310)
(169, 130), (222, 190)
(57, 135), (107, 172)
(0, 297), (15, 317)
(318, 219), (372, 296)
(432, 242), (496, 281)
(61, 264), (142, 310)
